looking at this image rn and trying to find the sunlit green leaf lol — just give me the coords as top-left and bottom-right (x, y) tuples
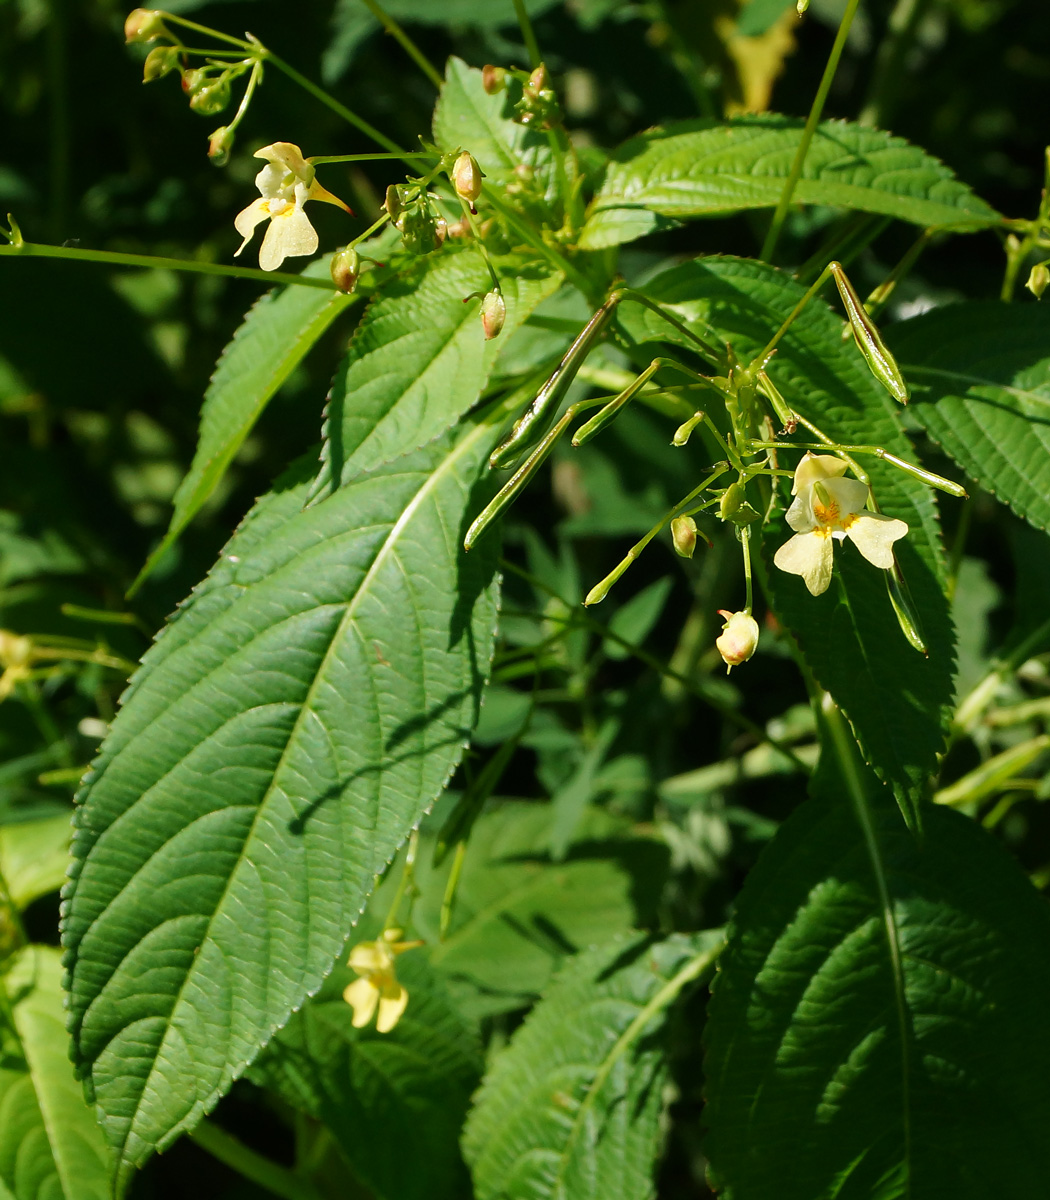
(464, 931), (721, 1200)
(62, 418), (503, 1183)
(0, 947), (113, 1200)
(580, 118), (1001, 250)
(0, 813), (69, 909)
(888, 301), (1050, 532)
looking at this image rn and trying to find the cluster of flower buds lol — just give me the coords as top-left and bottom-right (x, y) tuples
(385, 184), (447, 256)
(482, 61), (562, 130)
(181, 66), (232, 117)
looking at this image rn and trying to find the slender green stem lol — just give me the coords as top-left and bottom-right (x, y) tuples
(263, 51), (405, 156)
(18, 679), (73, 769)
(382, 829), (419, 932)
(513, 0), (544, 68)
(160, 13), (254, 50)
(741, 524), (754, 615)
(359, 0), (444, 88)
(754, 263), (834, 364)
(499, 559), (814, 773)
(308, 153), (435, 165)
(439, 840), (467, 939)
(479, 186), (596, 300)
(190, 1119), (323, 1200)
(761, 0), (863, 262)
(0, 241), (338, 289)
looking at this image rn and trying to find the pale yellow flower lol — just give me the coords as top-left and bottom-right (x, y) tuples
(773, 452), (908, 596)
(342, 928), (421, 1034)
(234, 142), (351, 272)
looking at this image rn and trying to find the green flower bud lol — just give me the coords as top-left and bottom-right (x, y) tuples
(1026, 263), (1050, 300)
(331, 246), (361, 294)
(480, 290), (506, 340)
(188, 76), (231, 116)
(143, 45), (179, 82)
(718, 481), (760, 527)
(384, 184), (403, 223)
(482, 64), (506, 94)
(207, 125), (234, 166)
(452, 152), (484, 207)
(671, 515), (697, 558)
(399, 206), (441, 255)
(124, 8), (167, 43)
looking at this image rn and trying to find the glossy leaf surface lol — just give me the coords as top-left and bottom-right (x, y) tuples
(580, 117), (1001, 249)
(62, 420), (501, 1182)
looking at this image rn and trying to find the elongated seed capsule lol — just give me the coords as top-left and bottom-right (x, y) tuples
(830, 262), (909, 405)
(571, 360), (661, 446)
(756, 370), (798, 434)
(876, 450), (968, 497)
(885, 561), (927, 656)
(489, 290), (623, 469)
(673, 411), (706, 446)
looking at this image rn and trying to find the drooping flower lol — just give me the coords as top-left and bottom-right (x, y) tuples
(342, 928), (421, 1034)
(715, 609), (759, 671)
(773, 452), (908, 596)
(234, 142), (351, 272)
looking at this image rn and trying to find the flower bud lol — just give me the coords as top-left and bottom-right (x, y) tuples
(718, 480), (760, 527)
(331, 245), (361, 294)
(525, 64), (551, 97)
(384, 184), (403, 223)
(671, 515), (697, 558)
(143, 45), (179, 82)
(399, 206), (441, 255)
(207, 125), (234, 166)
(1026, 263), (1050, 300)
(796, 0), (810, 13)
(715, 610), (759, 672)
(188, 76), (231, 116)
(124, 8), (167, 43)
(480, 290), (506, 340)
(452, 152), (483, 207)
(482, 64), (506, 94)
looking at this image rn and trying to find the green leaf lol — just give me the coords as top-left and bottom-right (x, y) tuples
(618, 257), (953, 825)
(888, 301), (1050, 532)
(0, 946), (113, 1200)
(0, 813), (70, 909)
(401, 802), (669, 1017)
(249, 952), (481, 1200)
(580, 117), (1001, 250)
(463, 931), (722, 1200)
(704, 769), (1050, 1198)
(433, 58), (558, 198)
(313, 247), (562, 495)
(136, 256), (361, 588)
(61, 418), (503, 1183)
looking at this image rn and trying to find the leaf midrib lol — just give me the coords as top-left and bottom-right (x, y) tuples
(113, 417), (492, 1167)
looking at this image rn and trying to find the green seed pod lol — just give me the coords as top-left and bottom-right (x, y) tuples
(831, 262), (909, 405)
(143, 45), (179, 83)
(330, 246), (361, 294)
(188, 76), (231, 117)
(671, 515), (697, 558)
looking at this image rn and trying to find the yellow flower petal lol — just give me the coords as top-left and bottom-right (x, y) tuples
(375, 983), (409, 1033)
(773, 531), (835, 595)
(791, 452), (848, 495)
(233, 197), (270, 254)
(258, 206), (318, 271)
(343, 976), (380, 1028)
(846, 512), (909, 569)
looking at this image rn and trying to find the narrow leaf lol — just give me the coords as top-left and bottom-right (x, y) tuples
(136, 256), (360, 587)
(313, 247), (562, 495)
(463, 931), (721, 1200)
(704, 776), (1050, 1197)
(0, 947), (113, 1200)
(616, 257), (954, 825)
(580, 117), (1001, 250)
(887, 301), (1050, 531)
(61, 419), (503, 1182)
(249, 952), (482, 1200)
